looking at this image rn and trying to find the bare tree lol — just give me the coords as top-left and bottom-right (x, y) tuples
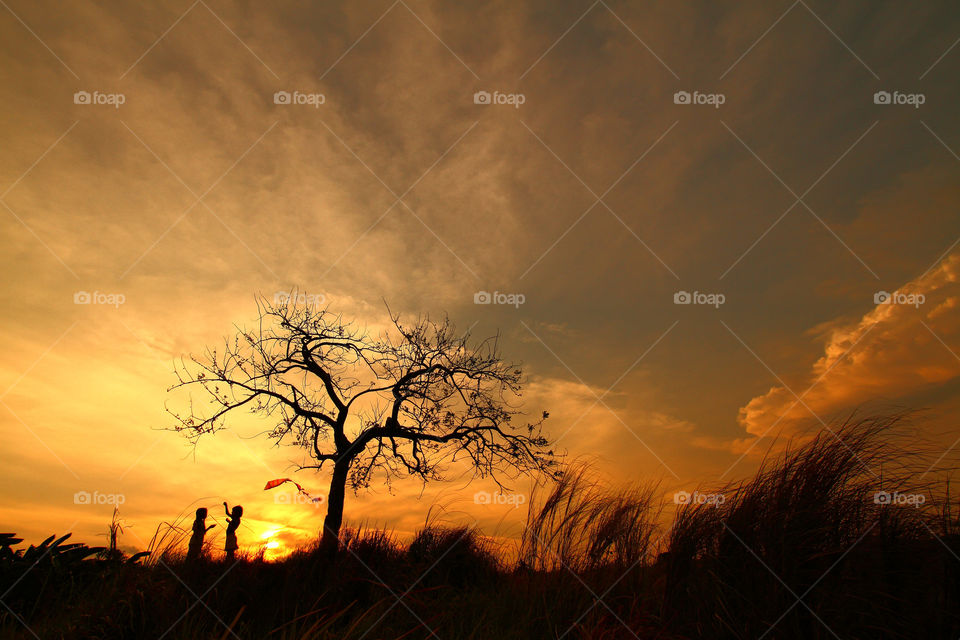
(168, 295), (556, 551)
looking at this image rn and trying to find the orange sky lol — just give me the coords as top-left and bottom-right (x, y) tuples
(2, 0), (960, 558)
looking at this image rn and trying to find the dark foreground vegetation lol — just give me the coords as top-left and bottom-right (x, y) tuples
(3, 415), (959, 639)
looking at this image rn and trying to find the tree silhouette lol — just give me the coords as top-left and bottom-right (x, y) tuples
(169, 296), (556, 551)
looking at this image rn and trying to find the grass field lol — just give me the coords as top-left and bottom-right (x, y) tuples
(3, 415), (959, 639)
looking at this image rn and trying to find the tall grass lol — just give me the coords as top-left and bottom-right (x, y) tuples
(661, 413), (956, 638)
(521, 462), (663, 571)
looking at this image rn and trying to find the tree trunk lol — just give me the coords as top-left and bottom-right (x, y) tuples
(320, 458), (349, 554)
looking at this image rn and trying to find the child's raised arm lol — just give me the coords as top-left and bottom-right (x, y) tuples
(223, 501), (231, 518)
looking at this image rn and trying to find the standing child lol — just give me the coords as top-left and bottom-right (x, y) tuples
(223, 502), (243, 561)
(186, 507), (215, 562)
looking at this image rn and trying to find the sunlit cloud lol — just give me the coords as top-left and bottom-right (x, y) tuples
(2, 0), (959, 554)
(739, 252), (960, 439)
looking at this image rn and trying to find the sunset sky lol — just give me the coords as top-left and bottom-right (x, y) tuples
(2, 0), (959, 559)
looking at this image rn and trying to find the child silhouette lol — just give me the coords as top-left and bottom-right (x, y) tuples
(186, 507), (215, 562)
(223, 502), (243, 561)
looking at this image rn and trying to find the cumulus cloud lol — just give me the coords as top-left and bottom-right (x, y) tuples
(738, 252), (960, 438)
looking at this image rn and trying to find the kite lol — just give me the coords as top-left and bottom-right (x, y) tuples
(263, 478), (324, 503)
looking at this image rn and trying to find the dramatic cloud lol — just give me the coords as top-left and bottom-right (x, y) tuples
(2, 0), (959, 550)
(739, 252), (960, 438)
